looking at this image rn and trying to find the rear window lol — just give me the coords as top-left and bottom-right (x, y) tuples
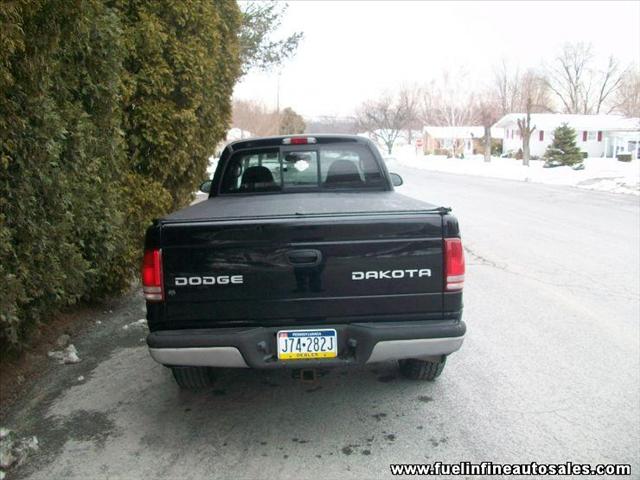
(219, 144), (385, 194)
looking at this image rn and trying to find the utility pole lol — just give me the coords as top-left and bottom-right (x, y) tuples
(276, 70), (281, 133)
(276, 71), (281, 114)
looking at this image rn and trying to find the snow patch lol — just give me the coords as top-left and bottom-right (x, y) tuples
(13, 436), (38, 466)
(0, 433), (15, 469)
(0, 429), (38, 471)
(47, 344), (81, 364)
(393, 147), (640, 195)
(122, 319), (147, 331)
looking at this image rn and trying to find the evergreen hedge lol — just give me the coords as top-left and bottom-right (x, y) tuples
(0, 0), (241, 352)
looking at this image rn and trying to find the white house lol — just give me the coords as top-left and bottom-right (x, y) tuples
(494, 114), (640, 159)
(423, 126), (504, 156)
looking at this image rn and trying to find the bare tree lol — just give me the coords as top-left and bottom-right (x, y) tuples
(493, 60), (552, 114)
(517, 97), (536, 166)
(612, 68), (640, 117)
(416, 81), (439, 125)
(438, 70), (478, 126)
(416, 71), (478, 127)
(398, 87), (421, 143)
(356, 93), (414, 154)
(595, 56), (628, 114)
(305, 116), (359, 134)
(546, 42), (593, 113)
(520, 70), (553, 113)
(546, 42), (626, 114)
(493, 60), (521, 115)
(477, 98), (501, 162)
(232, 99), (280, 136)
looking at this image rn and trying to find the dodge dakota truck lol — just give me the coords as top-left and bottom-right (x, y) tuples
(142, 135), (466, 389)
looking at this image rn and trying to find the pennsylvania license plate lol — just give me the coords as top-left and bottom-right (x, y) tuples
(277, 329), (338, 360)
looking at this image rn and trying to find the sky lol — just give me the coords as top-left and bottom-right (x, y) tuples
(233, 1), (640, 118)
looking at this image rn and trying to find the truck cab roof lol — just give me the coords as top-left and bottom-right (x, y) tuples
(226, 134), (371, 152)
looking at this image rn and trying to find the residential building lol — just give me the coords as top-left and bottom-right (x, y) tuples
(494, 114), (640, 159)
(423, 126), (503, 157)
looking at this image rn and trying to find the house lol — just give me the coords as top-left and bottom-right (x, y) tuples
(494, 114), (640, 159)
(423, 126), (503, 157)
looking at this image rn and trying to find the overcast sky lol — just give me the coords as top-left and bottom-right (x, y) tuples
(234, 1), (640, 118)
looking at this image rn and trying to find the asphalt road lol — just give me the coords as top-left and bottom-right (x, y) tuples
(6, 167), (640, 479)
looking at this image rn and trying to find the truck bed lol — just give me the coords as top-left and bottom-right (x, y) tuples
(162, 191), (444, 223)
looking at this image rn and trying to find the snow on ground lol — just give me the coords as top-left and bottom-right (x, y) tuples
(0, 428), (39, 475)
(47, 344), (80, 364)
(122, 318), (147, 330)
(389, 145), (640, 196)
(206, 155), (218, 177)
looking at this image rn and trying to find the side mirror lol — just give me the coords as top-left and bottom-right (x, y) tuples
(389, 173), (403, 187)
(199, 180), (212, 194)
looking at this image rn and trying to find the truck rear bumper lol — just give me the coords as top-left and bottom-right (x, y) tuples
(147, 319), (465, 369)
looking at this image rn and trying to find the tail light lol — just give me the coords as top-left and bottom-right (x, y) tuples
(444, 238), (465, 291)
(282, 136), (317, 145)
(142, 249), (163, 301)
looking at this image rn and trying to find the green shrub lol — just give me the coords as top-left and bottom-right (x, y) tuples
(617, 154), (632, 162)
(119, 0), (241, 211)
(1, 1), (127, 349)
(544, 124), (583, 166)
(0, 0), (241, 352)
(491, 139), (502, 156)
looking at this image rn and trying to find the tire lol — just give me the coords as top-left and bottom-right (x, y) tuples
(171, 366), (214, 390)
(398, 356), (447, 381)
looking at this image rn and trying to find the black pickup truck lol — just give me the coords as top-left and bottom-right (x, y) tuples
(142, 135), (465, 389)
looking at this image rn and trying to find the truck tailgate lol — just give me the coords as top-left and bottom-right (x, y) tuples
(160, 212), (444, 327)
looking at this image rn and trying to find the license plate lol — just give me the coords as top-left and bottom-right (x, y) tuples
(277, 329), (338, 360)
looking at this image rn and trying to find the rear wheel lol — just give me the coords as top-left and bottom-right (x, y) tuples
(398, 356), (446, 381)
(171, 366), (214, 390)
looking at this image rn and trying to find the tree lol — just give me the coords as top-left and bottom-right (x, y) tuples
(493, 61), (552, 115)
(398, 87), (421, 143)
(517, 97), (536, 166)
(305, 116), (359, 134)
(593, 55), (626, 113)
(546, 42), (593, 113)
(233, 99), (280, 136)
(356, 93), (415, 154)
(546, 42), (626, 114)
(520, 70), (553, 113)
(418, 71), (478, 127)
(238, 1), (303, 76)
(477, 99), (501, 162)
(493, 60), (521, 115)
(544, 124), (583, 166)
(279, 107), (306, 134)
(613, 68), (640, 117)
